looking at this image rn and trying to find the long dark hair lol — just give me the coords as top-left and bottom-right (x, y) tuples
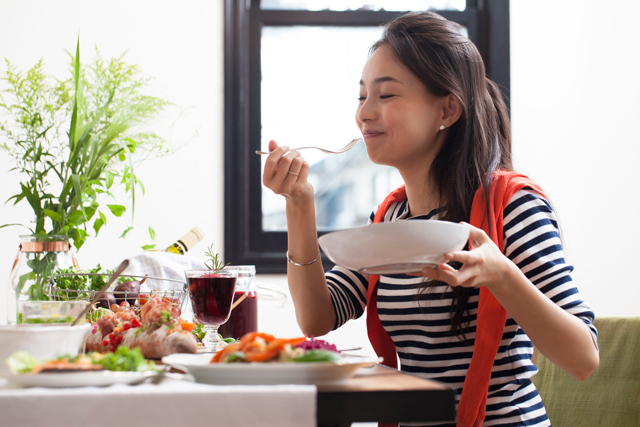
(371, 12), (513, 338)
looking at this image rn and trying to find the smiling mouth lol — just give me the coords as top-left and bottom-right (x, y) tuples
(363, 132), (384, 138)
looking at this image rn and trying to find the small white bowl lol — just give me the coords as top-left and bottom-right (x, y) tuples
(319, 220), (470, 275)
(0, 323), (91, 375)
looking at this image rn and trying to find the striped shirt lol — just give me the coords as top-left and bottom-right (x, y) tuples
(326, 188), (598, 427)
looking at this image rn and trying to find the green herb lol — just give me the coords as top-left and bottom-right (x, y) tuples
(25, 315), (74, 324)
(6, 352), (40, 374)
(204, 244), (228, 271)
(224, 352), (246, 363)
(87, 264), (106, 291)
(222, 337), (237, 344)
(193, 323), (206, 342)
(87, 307), (110, 323)
(289, 350), (343, 363)
(94, 346), (156, 372)
(160, 310), (172, 323)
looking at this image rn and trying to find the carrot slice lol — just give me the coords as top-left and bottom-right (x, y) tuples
(244, 337), (305, 362)
(210, 342), (243, 363)
(179, 321), (196, 332)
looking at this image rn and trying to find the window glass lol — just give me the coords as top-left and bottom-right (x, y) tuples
(261, 0), (465, 11)
(261, 25), (403, 231)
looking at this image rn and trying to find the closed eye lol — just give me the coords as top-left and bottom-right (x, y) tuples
(380, 95), (396, 99)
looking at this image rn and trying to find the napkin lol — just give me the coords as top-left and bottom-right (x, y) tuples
(122, 252), (207, 291)
(0, 379), (316, 427)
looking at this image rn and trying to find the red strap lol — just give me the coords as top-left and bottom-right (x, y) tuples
(364, 172), (545, 427)
(367, 185), (406, 369)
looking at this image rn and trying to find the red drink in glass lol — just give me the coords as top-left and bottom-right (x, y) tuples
(188, 274), (237, 325)
(218, 291), (258, 339)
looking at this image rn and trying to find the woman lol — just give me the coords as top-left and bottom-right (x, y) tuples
(262, 11), (599, 427)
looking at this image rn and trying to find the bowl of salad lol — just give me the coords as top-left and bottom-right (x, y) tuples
(0, 322), (91, 376)
(162, 332), (379, 385)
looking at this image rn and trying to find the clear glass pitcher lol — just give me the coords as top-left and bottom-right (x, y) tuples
(7, 235), (75, 324)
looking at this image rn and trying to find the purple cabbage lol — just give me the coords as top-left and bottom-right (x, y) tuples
(295, 337), (339, 353)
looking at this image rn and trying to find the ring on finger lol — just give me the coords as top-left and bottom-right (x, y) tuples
(288, 171), (299, 176)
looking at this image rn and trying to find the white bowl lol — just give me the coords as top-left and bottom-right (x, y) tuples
(318, 220), (470, 275)
(0, 323), (91, 375)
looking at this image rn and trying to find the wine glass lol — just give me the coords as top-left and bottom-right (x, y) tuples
(185, 269), (238, 352)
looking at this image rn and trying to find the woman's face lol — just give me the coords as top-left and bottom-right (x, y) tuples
(356, 45), (446, 171)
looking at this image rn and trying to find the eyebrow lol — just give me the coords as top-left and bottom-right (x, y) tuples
(359, 76), (403, 86)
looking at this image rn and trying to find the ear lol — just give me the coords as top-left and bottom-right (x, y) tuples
(442, 94), (462, 127)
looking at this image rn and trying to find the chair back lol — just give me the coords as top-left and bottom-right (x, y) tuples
(532, 316), (640, 427)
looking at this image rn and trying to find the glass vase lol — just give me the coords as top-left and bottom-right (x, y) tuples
(6, 235), (75, 324)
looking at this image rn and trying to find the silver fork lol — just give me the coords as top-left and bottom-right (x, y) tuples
(255, 137), (361, 155)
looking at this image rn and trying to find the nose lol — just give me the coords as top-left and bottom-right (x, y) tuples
(355, 97), (376, 125)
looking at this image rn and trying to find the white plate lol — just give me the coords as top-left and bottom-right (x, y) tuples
(319, 220), (470, 275)
(3, 370), (156, 388)
(162, 353), (379, 385)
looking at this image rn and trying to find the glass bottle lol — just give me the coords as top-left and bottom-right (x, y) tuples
(7, 235), (75, 324)
(165, 227), (205, 255)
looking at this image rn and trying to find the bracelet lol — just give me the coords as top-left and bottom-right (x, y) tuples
(286, 250), (321, 266)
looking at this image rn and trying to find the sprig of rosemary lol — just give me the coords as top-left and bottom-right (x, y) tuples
(204, 244), (228, 271)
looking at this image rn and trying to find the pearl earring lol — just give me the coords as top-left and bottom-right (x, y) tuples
(439, 124), (446, 131)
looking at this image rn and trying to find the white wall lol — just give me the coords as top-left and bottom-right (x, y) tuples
(0, 0), (225, 323)
(0, 0), (637, 344)
(510, 0), (640, 316)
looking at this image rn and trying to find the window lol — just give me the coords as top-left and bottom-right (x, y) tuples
(224, 0), (510, 273)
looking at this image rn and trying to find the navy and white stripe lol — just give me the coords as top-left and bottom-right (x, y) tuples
(326, 188), (597, 427)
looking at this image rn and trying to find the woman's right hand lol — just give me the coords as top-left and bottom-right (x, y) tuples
(262, 139), (313, 206)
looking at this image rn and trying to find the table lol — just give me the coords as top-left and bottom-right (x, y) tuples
(0, 365), (455, 427)
(317, 365), (456, 426)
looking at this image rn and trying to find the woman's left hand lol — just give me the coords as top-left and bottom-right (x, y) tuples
(416, 222), (514, 291)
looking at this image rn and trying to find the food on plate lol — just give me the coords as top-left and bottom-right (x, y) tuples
(85, 296), (197, 359)
(210, 332), (343, 364)
(6, 346), (157, 375)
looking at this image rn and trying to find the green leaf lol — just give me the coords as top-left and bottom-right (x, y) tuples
(0, 223), (34, 233)
(68, 37), (80, 149)
(137, 178), (145, 196)
(93, 216), (105, 236)
(120, 226), (134, 239)
(141, 244), (156, 251)
(15, 272), (35, 300)
(43, 209), (62, 221)
(148, 226), (156, 240)
(67, 210), (87, 226)
(71, 174), (87, 217)
(105, 171), (114, 189)
(69, 227), (88, 251)
(289, 350), (343, 363)
(107, 204), (126, 217)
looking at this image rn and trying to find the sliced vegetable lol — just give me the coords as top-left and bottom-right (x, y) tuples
(290, 349), (343, 363)
(6, 352), (41, 374)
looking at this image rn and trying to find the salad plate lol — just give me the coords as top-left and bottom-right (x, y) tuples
(319, 220), (469, 275)
(3, 370), (157, 388)
(162, 353), (379, 385)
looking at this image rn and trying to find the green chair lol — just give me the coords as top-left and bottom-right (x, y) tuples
(532, 316), (640, 427)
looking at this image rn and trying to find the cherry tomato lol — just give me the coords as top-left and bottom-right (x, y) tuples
(139, 293), (150, 305)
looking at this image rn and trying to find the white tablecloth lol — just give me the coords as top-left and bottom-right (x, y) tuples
(0, 376), (316, 427)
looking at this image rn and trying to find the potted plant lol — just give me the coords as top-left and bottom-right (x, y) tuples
(0, 39), (170, 321)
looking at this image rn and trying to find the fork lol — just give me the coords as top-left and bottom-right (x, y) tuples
(255, 137), (361, 155)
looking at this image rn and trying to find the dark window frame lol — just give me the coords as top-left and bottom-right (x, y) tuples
(224, 0), (510, 273)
